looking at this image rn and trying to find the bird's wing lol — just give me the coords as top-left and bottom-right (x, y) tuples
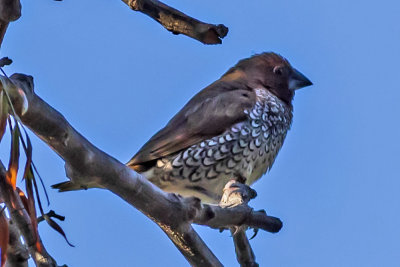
(127, 80), (256, 167)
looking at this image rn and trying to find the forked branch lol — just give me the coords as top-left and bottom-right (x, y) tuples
(122, 0), (228, 44)
(0, 73), (282, 266)
(0, 162), (58, 267)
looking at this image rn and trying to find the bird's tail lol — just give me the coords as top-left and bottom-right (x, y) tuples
(128, 164), (145, 172)
(51, 181), (103, 192)
(126, 160), (155, 173)
(52, 164), (148, 192)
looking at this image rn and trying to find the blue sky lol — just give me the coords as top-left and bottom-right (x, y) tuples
(1, 0), (399, 266)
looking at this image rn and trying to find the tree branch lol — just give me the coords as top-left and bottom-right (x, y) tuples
(218, 180), (262, 267)
(231, 229), (258, 267)
(122, 0), (228, 44)
(1, 73), (282, 266)
(194, 204), (282, 233)
(0, 162), (58, 267)
(1, 73), (223, 266)
(0, 0), (21, 47)
(6, 219), (29, 267)
(0, 0), (21, 22)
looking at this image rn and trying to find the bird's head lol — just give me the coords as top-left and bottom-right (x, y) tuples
(222, 52), (312, 104)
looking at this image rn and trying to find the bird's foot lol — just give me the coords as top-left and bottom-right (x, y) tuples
(219, 179), (257, 208)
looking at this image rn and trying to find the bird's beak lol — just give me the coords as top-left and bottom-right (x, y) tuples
(289, 68), (313, 90)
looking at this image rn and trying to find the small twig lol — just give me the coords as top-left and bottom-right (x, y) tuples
(37, 210), (65, 223)
(194, 204), (282, 233)
(122, 0), (228, 44)
(0, 57), (12, 67)
(231, 229), (258, 267)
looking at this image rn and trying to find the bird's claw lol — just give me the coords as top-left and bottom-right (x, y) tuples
(249, 227), (259, 240)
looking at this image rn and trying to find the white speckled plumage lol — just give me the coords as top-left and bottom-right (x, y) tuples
(143, 89), (293, 203)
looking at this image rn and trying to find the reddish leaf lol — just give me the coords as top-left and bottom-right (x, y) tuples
(6, 125), (20, 190)
(31, 174), (46, 224)
(16, 188), (30, 215)
(17, 185), (41, 252)
(35, 241), (42, 254)
(0, 208), (9, 267)
(0, 92), (8, 142)
(20, 129), (49, 205)
(21, 134), (32, 181)
(43, 214), (74, 247)
(23, 171), (40, 243)
(30, 161), (49, 206)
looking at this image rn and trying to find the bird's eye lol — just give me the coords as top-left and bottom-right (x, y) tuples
(273, 66), (283, 76)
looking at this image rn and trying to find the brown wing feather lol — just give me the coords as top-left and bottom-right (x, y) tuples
(127, 78), (256, 168)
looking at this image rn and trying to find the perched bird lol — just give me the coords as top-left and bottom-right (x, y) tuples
(126, 52), (312, 203)
(53, 52), (312, 204)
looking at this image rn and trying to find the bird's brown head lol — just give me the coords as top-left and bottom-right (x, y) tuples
(222, 52), (312, 105)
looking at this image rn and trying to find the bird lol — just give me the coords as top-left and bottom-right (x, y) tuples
(126, 52), (312, 203)
(53, 52), (312, 204)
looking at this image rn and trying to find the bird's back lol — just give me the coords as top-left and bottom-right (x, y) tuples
(125, 52), (312, 203)
(135, 89), (293, 203)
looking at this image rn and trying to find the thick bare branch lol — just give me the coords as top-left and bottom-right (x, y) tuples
(0, 21), (9, 48)
(0, 162), (58, 267)
(1, 73), (282, 266)
(0, 0), (21, 47)
(122, 0), (228, 44)
(6, 220), (29, 267)
(1, 73), (222, 266)
(0, 0), (21, 22)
